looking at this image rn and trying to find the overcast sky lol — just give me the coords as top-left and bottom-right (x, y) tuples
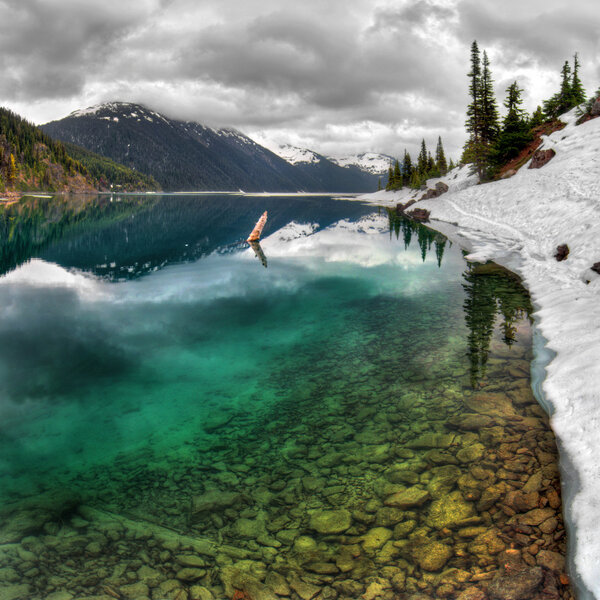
(1, 0), (599, 160)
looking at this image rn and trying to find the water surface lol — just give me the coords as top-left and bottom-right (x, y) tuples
(0, 194), (572, 600)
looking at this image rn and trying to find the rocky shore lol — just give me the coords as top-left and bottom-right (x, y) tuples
(0, 255), (575, 600)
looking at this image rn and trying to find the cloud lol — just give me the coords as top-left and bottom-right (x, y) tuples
(1, 0), (599, 161)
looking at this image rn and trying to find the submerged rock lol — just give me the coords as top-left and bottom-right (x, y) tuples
(427, 491), (475, 529)
(384, 486), (430, 509)
(309, 509), (352, 534)
(414, 541), (453, 571)
(488, 566), (543, 600)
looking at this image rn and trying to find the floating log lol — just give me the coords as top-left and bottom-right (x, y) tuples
(247, 211), (267, 242)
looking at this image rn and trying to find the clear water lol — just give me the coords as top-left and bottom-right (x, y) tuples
(0, 195), (571, 600)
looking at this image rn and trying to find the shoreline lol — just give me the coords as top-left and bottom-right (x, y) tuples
(360, 107), (600, 599)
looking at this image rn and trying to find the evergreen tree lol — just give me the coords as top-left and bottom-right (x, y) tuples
(435, 136), (447, 175)
(402, 150), (413, 187)
(480, 51), (500, 144)
(529, 105), (546, 128)
(490, 82), (532, 168)
(448, 158), (455, 171)
(465, 41), (482, 151)
(417, 139), (428, 175)
(385, 165), (393, 190)
(570, 53), (586, 105)
(463, 41), (499, 180)
(543, 60), (575, 119)
(427, 151), (435, 174)
(409, 169), (421, 189)
(377, 178), (382, 191)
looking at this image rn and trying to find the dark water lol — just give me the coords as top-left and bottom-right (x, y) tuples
(0, 194), (571, 600)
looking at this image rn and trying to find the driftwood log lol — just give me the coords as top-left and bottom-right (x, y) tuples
(247, 211), (268, 242)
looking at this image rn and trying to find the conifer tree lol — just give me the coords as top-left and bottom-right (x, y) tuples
(448, 158), (455, 171)
(463, 43), (500, 180)
(490, 82), (532, 167)
(409, 169), (421, 189)
(480, 51), (500, 145)
(402, 150), (413, 187)
(377, 178), (382, 191)
(385, 165), (393, 190)
(435, 136), (447, 175)
(427, 151), (435, 174)
(529, 105), (546, 128)
(417, 139), (428, 175)
(570, 53), (586, 106)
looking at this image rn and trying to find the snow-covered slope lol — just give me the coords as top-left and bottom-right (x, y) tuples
(328, 152), (394, 175)
(364, 108), (600, 600)
(273, 144), (321, 165)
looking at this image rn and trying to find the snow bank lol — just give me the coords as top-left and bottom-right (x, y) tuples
(388, 108), (600, 599)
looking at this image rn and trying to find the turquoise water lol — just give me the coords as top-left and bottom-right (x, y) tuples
(0, 195), (570, 600)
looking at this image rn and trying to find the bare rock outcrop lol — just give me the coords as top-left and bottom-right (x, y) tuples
(529, 149), (556, 169)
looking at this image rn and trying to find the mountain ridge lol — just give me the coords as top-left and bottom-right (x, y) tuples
(42, 103), (380, 193)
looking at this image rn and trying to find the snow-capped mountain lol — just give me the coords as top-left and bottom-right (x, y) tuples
(328, 152), (395, 175)
(42, 103), (379, 193)
(269, 143), (381, 191)
(274, 144), (321, 165)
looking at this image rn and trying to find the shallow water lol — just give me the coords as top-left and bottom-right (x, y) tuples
(0, 195), (573, 600)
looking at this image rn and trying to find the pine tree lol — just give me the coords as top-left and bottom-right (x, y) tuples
(409, 169), (421, 189)
(543, 60), (574, 119)
(490, 82), (532, 167)
(402, 150), (413, 187)
(448, 158), (455, 171)
(385, 165), (393, 190)
(435, 136), (447, 175)
(417, 139), (428, 175)
(427, 151), (435, 174)
(377, 178), (382, 191)
(529, 105), (546, 128)
(570, 53), (586, 106)
(465, 41), (482, 150)
(463, 43), (500, 180)
(480, 51), (500, 145)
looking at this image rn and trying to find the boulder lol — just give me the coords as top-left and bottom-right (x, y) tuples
(406, 208), (430, 222)
(591, 262), (600, 274)
(591, 97), (600, 117)
(529, 148), (555, 169)
(554, 244), (569, 261)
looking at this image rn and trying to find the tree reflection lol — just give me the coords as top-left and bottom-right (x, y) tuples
(462, 261), (533, 387)
(386, 208), (447, 266)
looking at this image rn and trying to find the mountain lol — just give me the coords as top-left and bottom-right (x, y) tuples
(42, 103), (379, 193)
(271, 144), (381, 191)
(327, 152), (395, 175)
(0, 107), (159, 194)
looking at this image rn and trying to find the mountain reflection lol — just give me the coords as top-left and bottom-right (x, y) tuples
(0, 194), (373, 279)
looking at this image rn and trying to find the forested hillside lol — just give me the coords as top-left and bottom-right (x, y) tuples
(0, 108), (160, 193)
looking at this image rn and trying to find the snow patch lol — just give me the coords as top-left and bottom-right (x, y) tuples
(272, 144), (321, 165)
(328, 152), (394, 174)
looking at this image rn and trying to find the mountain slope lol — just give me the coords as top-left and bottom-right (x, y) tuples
(42, 103), (379, 193)
(0, 107), (92, 193)
(0, 107), (160, 194)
